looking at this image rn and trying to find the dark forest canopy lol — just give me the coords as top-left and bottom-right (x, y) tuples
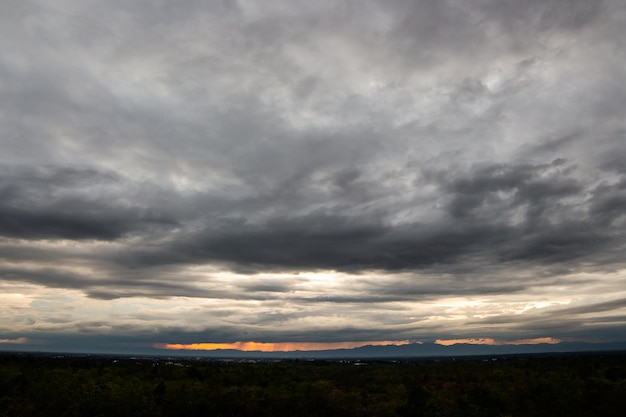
(1, 352), (625, 417)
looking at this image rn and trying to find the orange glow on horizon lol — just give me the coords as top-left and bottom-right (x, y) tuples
(154, 340), (411, 352)
(0, 337), (27, 344)
(435, 337), (561, 346)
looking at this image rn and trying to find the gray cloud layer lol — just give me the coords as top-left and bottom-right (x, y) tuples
(1, 0), (626, 349)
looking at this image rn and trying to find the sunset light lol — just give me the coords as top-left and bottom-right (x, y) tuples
(435, 337), (561, 346)
(0, 337), (27, 344)
(154, 340), (411, 352)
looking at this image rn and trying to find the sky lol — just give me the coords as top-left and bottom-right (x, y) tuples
(1, 0), (626, 355)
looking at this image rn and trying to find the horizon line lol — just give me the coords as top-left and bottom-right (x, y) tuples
(152, 337), (568, 352)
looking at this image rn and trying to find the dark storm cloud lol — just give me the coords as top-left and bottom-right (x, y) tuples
(2, 0), (626, 350)
(2, 159), (619, 297)
(589, 178), (626, 226)
(0, 260), (296, 302)
(0, 165), (178, 240)
(554, 298), (626, 315)
(94, 158), (622, 277)
(482, 0), (603, 32)
(429, 161), (622, 264)
(0, 263), (193, 298)
(599, 136), (626, 174)
(466, 296), (626, 334)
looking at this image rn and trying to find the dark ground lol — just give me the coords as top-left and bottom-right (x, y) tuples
(1, 351), (625, 417)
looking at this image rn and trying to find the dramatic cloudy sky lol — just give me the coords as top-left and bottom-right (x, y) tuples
(2, 0), (626, 353)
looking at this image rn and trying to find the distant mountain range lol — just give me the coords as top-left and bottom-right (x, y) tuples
(151, 341), (626, 359)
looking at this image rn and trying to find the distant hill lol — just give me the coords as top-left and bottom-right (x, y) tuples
(149, 341), (626, 359)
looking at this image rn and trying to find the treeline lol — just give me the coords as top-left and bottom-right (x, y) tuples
(1, 353), (625, 416)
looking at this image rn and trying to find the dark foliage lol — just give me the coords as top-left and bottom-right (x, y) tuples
(1, 353), (625, 417)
